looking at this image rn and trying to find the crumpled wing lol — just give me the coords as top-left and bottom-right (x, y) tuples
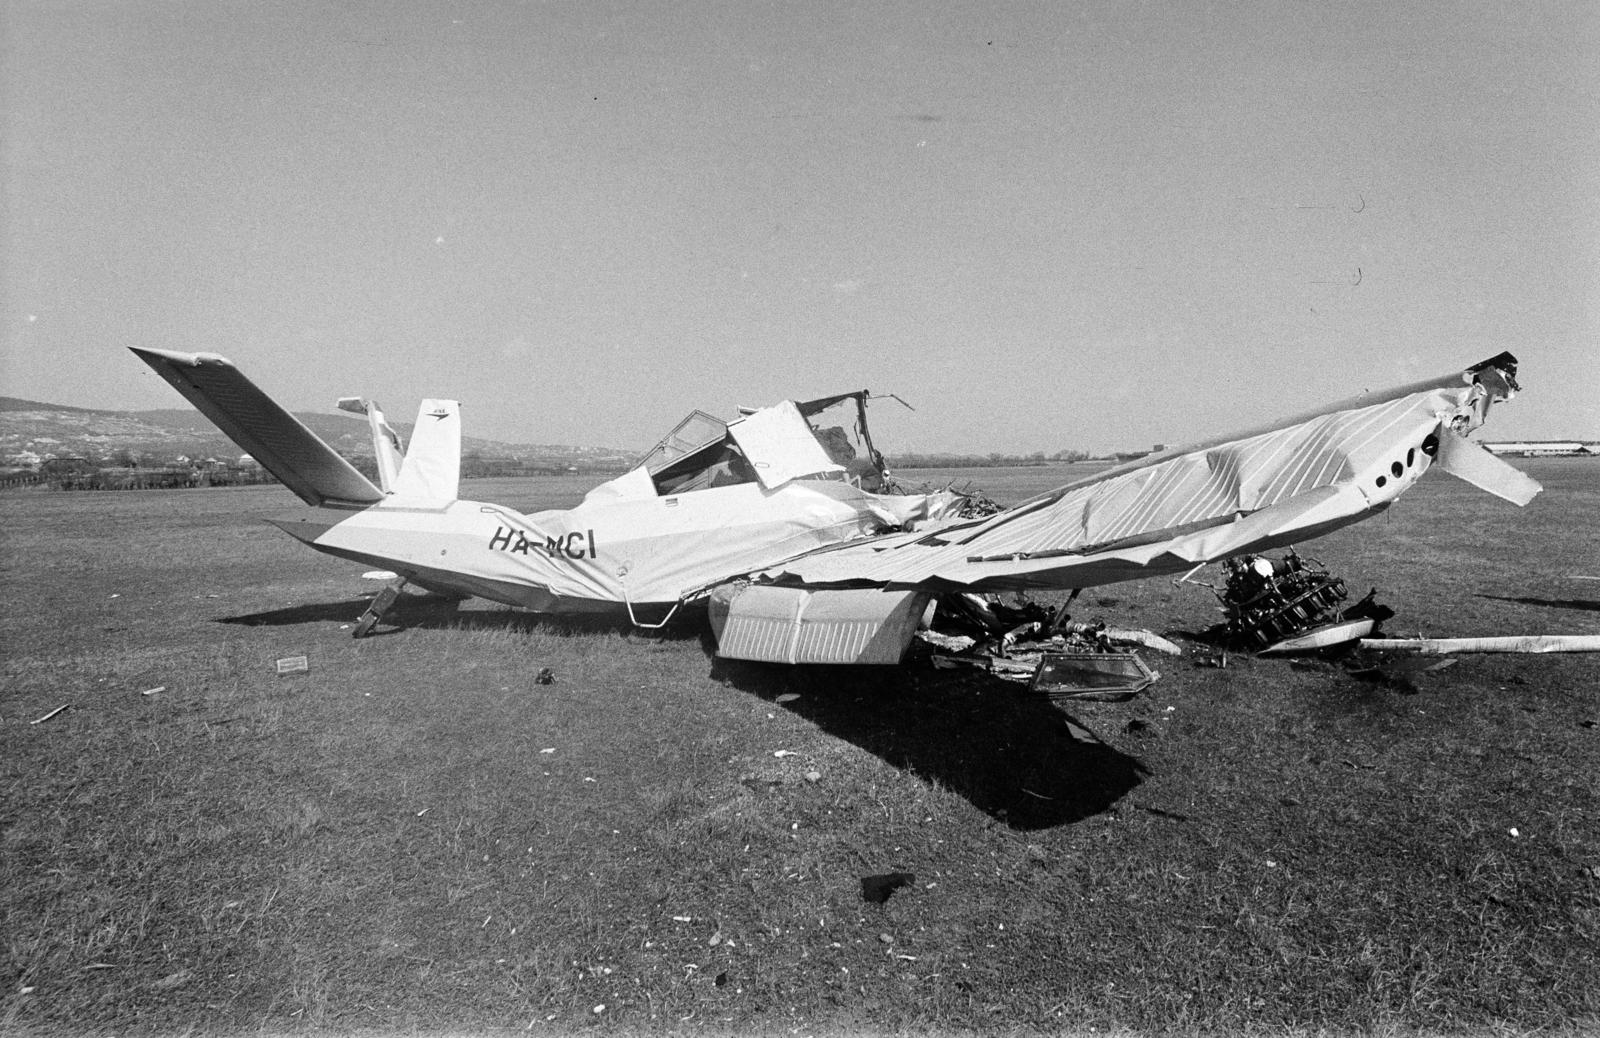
(758, 353), (1534, 594)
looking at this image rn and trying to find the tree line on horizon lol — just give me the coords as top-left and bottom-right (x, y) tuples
(885, 448), (1113, 469)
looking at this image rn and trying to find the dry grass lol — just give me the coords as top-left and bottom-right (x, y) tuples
(1, 462), (1597, 1036)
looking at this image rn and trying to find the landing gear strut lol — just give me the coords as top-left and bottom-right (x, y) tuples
(353, 580), (407, 638)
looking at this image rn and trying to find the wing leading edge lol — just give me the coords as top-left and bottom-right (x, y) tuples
(757, 352), (1536, 594)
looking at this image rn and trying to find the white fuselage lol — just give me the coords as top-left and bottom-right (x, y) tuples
(273, 479), (959, 613)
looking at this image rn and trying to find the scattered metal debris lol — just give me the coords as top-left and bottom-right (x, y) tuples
(1189, 550), (1393, 654)
(1070, 625), (1182, 656)
(140, 686), (165, 696)
(1359, 635), (1600, 654)
(1032, 652), (1159, 702)
(274, 655), (309, 675)
(1260, 618), (1378, 655)
(30, 704), (70, 725)
(915, 592), (1172, 698)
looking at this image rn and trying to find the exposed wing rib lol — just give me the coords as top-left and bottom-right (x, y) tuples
(131, 347), (383, 507)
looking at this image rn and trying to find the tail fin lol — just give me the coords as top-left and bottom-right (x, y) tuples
(337, 396), (406, 492)
(389, 399), (460, 503)
(131, 347), (384, 507)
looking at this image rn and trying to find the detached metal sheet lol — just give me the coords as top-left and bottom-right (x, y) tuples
(711, 585), (929, 664)
(728, 401), (844, 489)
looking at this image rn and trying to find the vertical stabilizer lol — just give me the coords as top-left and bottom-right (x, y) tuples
(337, 397), (405, 492)
(391, 399), (461, 502)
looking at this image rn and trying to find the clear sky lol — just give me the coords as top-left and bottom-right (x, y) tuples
(4, 1), (1596, 454)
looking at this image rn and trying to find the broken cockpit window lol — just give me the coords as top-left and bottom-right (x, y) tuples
(635, 392), (896, 496)
(636, 410), (752, 495)
(638, 410), (726, 471)
(796, 391), (891, 491)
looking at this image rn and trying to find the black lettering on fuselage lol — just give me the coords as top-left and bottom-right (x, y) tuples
(488, 525), (597, 562)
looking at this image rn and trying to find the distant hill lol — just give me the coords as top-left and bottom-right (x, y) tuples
(0, 397), (111, 415)
(0, 397), (637, 471)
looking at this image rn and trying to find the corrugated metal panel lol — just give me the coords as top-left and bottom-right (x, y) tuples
(713, 586), (927, 664)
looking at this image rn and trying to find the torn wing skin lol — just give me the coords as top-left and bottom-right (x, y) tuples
(756, 352), (1538, 594)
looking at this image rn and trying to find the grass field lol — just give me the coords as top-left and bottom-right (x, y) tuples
(2, 460), (1597, 1036)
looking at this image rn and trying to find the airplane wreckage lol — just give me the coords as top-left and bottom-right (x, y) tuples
(131, 348), (1540, 673)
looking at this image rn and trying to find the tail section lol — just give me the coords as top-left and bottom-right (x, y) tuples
(337, 396), (406, 492)
(131, 347), (384, 507)
(389, 399), (461, 503)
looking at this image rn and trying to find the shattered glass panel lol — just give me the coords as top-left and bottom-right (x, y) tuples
(798, 393), (886, 490)
(1031, 652), (1157, 700)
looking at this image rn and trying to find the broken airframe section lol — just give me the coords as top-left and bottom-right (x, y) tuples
(714, 353), (1537, 666)
(131, 346), (1536, 662)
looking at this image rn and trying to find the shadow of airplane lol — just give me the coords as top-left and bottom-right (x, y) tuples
(216, 594), (705, 641)
(1477, 594), (1600, 613)
(709, 652), (1147, 832)
(216, 595), (1144, 830)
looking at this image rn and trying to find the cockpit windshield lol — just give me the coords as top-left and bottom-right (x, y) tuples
(635, 391), (889, 496)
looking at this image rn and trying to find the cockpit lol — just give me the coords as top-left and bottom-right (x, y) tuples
(636, 391), (890, 496)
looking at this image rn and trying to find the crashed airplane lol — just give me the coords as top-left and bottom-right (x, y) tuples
(130, 348), (1538, 664)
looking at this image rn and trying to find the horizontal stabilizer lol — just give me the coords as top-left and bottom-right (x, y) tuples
(1433, 427), (1543, 505)
(130, 347), (383, 507)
